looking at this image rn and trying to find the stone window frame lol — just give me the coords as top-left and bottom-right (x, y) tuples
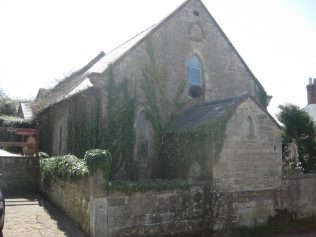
(136, 110), (150, 160)
(187, 54), (204, 99)
(243, 114), (257, 141)
(58, 124), (63, 155)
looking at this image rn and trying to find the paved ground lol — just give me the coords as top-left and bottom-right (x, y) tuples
(2, 193), (86, 237)
(277, 231), (316, 237)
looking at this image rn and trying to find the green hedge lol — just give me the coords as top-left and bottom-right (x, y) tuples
(40, 149), (191, 195)
(40, 154), (88, 184)
(0, 116), (34, 128)
(84, 149), (112, 180)
(40, 149), (111, 185)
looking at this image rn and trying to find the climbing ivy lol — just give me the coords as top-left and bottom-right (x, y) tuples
(68, 96), (98, 158)
(161, 110), (234, 179)
(254, 83), (268, 108)
(101, 65), (137, 180)
(84, 149), (112, 181)
(140, 40), (186, 177)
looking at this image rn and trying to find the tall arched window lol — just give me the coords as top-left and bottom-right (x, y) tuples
(59, 125), (63, 154)
(137, 111), (149, 160)
(188, 55), (203, 98)
(245, 116), (254, 138)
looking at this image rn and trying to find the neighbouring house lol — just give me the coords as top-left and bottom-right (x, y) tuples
(303, 78), (316, 121)
(34, 0), (282, 191)
(18, 102), (33, 120)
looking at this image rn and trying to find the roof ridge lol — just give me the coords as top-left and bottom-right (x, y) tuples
(88, 0), (194, 75)
(105, 24), (156, 56)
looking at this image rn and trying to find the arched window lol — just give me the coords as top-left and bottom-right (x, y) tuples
(188, 55), (203, 98)
(137, 111), (149, 160)
(59, 125), (63, 154)
(245, 116), (254, 138)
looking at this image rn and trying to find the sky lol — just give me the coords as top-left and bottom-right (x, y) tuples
(0, 0), (316, 118)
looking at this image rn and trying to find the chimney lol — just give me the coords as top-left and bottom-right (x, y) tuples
(307, 78), (316, 104)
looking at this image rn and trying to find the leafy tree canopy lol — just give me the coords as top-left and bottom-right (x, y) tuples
(0, 89), (18, 116)
(277, 103), (316, 172)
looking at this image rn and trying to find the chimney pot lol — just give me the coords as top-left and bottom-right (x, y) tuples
(307, 78), (316, 104)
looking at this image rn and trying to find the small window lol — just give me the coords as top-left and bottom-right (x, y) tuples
(137, 112), (149, 159)
(245, 116), (254, 138)
(193, 10), (200, 17)
(188, 55), (203, 98)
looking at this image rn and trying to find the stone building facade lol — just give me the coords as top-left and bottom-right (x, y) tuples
(35, 0), (282, 187)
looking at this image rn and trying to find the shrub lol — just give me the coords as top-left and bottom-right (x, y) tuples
(84, 149), (112, 180)
(39, 152), (50, 159)
(40, 154), (88, 184)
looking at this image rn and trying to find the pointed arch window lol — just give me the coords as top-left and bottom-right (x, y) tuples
(188, 55), (203, 98)
(59, 125), (63, 154)
(245, 116), (254, 138)
(137, 111), (149, 160)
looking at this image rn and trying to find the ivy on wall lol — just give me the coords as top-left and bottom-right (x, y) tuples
(40, 148), (191, 194)
(65, 39), (234, 181)
(140, 40), (185, 177)
(161, 110), (234, 179)
(68, 96), (98, 158)
(100, 65), (137, 180)
(254, 83), (268, 108)
(38, 110), (53, 155)
(67, 69), (136, 180)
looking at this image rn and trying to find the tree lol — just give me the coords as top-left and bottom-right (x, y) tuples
(277, 104), (316, 172)
(0, 89), (18, 116)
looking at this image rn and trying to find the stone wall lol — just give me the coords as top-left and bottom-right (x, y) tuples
(42, 176), (91, 236)
(280, 174), (316, 218)
(212, 174), (316, 234)
(43, 173), (316, 237)
(211, 188), (278, 235)
(213, 98), (282, 191)
(0, 156), (37, 193)
(98, 186), (210, 237)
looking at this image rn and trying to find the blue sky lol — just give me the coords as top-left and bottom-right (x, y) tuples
(0, 0), (315, 117)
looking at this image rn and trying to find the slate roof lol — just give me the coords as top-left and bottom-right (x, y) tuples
(34, 0), (266, 114)
(33, 51), (105, 113)
(35, 88), (49, 100)
(19, 102), (33, 120)
(167, 94), (249, 132)
(87, 25), (156, 74)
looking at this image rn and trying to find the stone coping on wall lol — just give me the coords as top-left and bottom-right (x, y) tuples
(283, 173), (316, 180)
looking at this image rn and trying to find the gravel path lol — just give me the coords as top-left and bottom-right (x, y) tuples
(2, 193), (86, 237)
